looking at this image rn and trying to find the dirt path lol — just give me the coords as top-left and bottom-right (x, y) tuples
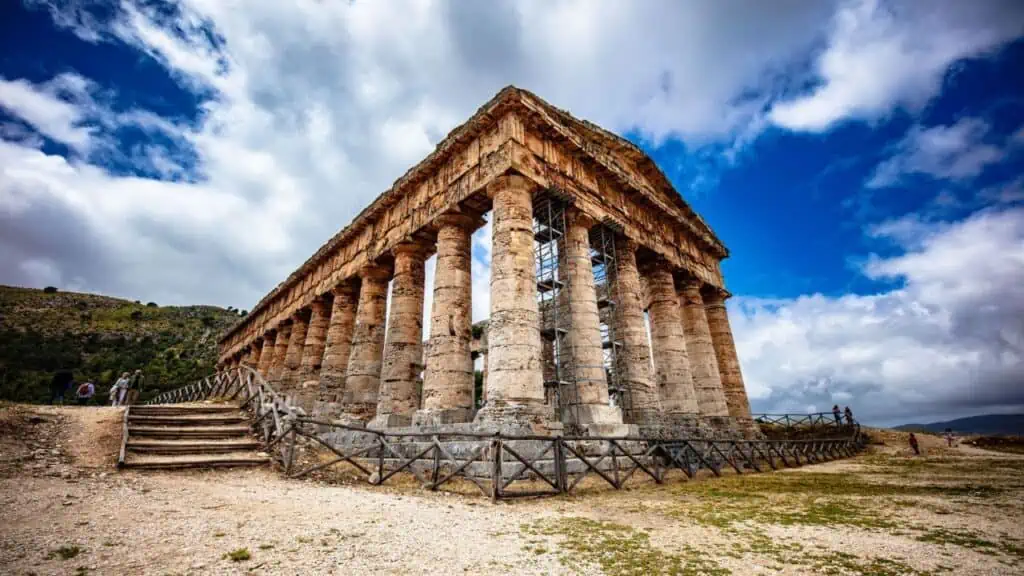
(1, 407), (1022, 575)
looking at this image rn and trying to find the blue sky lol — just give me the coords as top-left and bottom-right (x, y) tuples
(1, 0), (1022, 425)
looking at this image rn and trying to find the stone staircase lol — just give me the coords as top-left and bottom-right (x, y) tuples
(121, 404), (270, 470)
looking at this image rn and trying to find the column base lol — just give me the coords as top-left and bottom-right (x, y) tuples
(572, 404), (625, 426)
(473, 402), (549, 435)
(412, 407), (474, 428)
(367, 413), (413, 431)
(583, 422), (639, 437)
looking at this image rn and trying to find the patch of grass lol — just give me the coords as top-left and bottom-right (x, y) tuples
(223, 548), (251, 562)
(213, 532), (226, 538)
(523, 517), (730, 575)
(914, 528), (1024, 560)
(258, 543), (275, 550)
(296, 536), (313, 544)
(48, 545), (82, 561)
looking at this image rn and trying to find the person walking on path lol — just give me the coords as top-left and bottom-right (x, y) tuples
(908, 432), (921, 456)
(49, 371), (73, 405)
(944, 428), (956, 448)
(76, 381), (95, 405)
(126, 370), (145, 406)
(110, 372), (130, 407)
(832, 404), (842, 426)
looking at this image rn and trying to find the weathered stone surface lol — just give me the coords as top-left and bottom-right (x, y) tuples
(559, 207), (621, 427)
(281, 310), (309, 393)
(318, 282), (358, 407)
(340, 265), (391, 422)
(267, 322), (291, 386)
(475, 174), (547, 431)
(297, 297), (330, 407)
(416, 214), (475, 426)
(256, 331), (277, 377)
(373, 243), (426, 429)
(244, 341), (262, 368)
(643, 262), (699, 415)
(613, 239), (661, 425)
(678, 280), (729, 418)
(704, 289), (753, 420)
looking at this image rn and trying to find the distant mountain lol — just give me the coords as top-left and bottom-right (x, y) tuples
(894, 414), (1024, 436)
(0, 285), (242, 404)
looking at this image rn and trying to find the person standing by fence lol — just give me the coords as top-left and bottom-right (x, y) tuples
(844, 406), (854, 426)
(126, 370), (145, 405)
(832, 404), (842, 426)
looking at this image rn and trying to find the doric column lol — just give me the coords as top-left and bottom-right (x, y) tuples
(679, 279), (729, 417)
(297, 297), (330, 407)
(257, 331), (276, 377)
(281, 309), (309, 393)
(561, 207), (621, 426)
(416, 214), (475, 426)
(642, 261), (699, 416)
(613, 239), (661, 424)
(704, 289), (753, 420)
(373, 243), (427, 428)
(475, 174), (546, 431)
(267, 321), (292, 387)
(243, 342), (261, 369)
(340, 264), (391, 422)
(318, 282), (358, 405)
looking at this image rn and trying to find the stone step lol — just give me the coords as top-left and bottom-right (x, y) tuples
(121, 452), (270, 470)
(126, 439), (262, 454)
(128, 425), (250, 439)
(131, 404), (241, 415)
(128, 414), (247, 426)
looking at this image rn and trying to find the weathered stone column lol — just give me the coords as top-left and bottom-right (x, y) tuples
(295, 297), (330, 409)
(318, 282), (358, 407)
(704, 289), (753, 420)
(340, 265), (391, 422)
(415, 214), (476, 426)
(679, 279), (730, 418)
(475, 174), (546, 431)
(256, 331), (276, 377)
(373, 243), (427, 429)
(267, 321), (291, 387)
(613, 239), (661, 425)
(642, 261), (699, 417)
(280, 310), (309, 393)
(244, 341), (262, 369)
(561, 207), (622, 428)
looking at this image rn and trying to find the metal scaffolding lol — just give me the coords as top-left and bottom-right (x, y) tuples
(590, 224), (629, 420)
(533, 191), (577, 425)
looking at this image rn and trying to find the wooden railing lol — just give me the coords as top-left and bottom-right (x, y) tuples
(149, 372), (865, 500)
(753, 412), (855, 431)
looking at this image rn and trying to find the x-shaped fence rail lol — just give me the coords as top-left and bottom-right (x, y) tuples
(148, 367), (866, 501)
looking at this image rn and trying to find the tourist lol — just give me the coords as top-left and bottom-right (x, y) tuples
(832, 404), (841, 426)
(944, 428), (955, 448)
(844, 406), (854, 426)
(908, 432), (920, 456)
(126, 370), (145, 405)
(76, 381), (96, 405)
(110, 372), (130, 407)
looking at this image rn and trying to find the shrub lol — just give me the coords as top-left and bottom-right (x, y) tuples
(145, 302), (157, 308)
(43, 286), (58, 294)
(224, 548), (251, 562)
(49, 545), (82, 560)
(130, 311), (143, 320)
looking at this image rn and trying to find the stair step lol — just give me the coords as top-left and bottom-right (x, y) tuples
(131, 404), (240, 416)
(127, 440), (261, 454)
(121, 452), (270, 470)
(128, 414), (247, 426)
(128, 425), (250, 439)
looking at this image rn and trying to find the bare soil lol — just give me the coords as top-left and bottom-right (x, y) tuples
(1, 406), (1022, 575)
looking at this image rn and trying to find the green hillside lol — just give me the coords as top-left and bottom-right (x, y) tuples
(0, 285), (243, 404)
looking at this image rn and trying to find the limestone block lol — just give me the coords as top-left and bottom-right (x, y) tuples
(267, 322), (292, 387)
(678, 280), (729, 417)
(704, 290), (753, 420)
(298, 297), (330, 404)
(256, 331), (276, 377)
(281, 311), (309, 392)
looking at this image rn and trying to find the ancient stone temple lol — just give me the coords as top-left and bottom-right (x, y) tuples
(219, 86), (756, 438)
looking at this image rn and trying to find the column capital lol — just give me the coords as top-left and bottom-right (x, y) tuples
(564, 204), (598, 230)
(331, 279), (358, 297)
(702, 286), (730, 308)
(484, 173), (537, 199)
(677, 275), (703, 295)
(292, 307), (311, 322)
(618, 236), (640, 254)
(359, 264), (392, 282)
(434, 212), (478, 231)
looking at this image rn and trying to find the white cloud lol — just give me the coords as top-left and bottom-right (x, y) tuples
(867, 117), (1008, 188)
(733, 206), (1024, 424)
(770, 0), (1024, 132)
(0, 74), (98, 152)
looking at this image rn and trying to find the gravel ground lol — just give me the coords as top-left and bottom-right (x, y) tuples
(1, 406), (1022, 575)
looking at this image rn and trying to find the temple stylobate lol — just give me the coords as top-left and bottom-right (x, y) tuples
(217, 86), (756, 438)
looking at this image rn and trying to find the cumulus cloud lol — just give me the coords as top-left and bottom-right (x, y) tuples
(733, 206), (1024, 424)
(770, 0), (1024, 132)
